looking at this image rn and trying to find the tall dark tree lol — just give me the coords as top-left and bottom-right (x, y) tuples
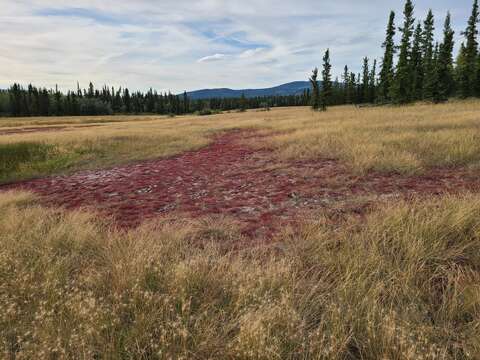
(123, 88), (131, 113)
(342, 65), (351, 103)
(309, 68), (320, 110)
(183, 91), (189, 113)
(431, 42), (441, 103)
(349, 73), (358, 105)
(369, 59), (377, 103)
(361, 57), (370, 103)
(320, 49), (332, 111)
(411, 22), (424, 100)
(422, 10), (436, 100)
(378, 11), (396, 102)
(87, 82), (95, 98)
(390, 0), (415, 104)
(437, 12), (455, 101)
(458, 0), (479, 97)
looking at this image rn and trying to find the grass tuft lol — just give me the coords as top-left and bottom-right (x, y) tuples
(1, 191), (480, 358)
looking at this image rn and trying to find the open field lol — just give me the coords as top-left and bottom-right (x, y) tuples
(2, 101), (480, 358)
(2, 100), (480, 184)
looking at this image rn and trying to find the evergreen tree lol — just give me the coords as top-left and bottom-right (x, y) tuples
(458, 0), (479, 97)
(361, 57), (370, 103)
(183, 91), (189, 113)
(431, 42), (441, 103)
(437, 12), (455, 101)
(378, 11), (396, 102)
(411, 22), (424, 100)
(422, 10), (436, 100)
(87, 82), (95, 98)
(123, 88), (131, 113)
(390, 0), (415, 104)
(309, 68), (320, 110)
(342, 65), (351, 103)
(320, 49), (332, 111)
(369, 59), (377, 103)
(349, 73), (358, 105)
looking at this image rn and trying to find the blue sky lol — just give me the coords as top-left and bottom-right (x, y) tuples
(0, 0), (475, 92)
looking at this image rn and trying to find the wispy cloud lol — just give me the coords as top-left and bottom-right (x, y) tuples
(35, 7), (126, 25)
(0, 0), (474, 92)
(198, 53), (228, 62)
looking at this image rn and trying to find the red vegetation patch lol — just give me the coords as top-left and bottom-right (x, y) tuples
(2, 130), (480, 237)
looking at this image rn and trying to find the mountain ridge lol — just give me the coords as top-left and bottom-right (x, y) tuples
(185, 81), (311, 100)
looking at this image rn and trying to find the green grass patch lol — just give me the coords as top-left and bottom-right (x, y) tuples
(0, 142), (78, 183)
(0, 142), (56, 172)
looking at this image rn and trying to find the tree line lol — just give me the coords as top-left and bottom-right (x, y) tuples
(0, 82), (316, 117)
(310, 0), (480, 110)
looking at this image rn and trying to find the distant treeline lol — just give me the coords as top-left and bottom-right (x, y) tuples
(1, 80), (370, 117)
(311, 0), (480, 110)
(0, 83), (317, 117)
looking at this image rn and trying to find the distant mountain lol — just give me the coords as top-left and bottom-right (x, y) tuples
(185, 81), (311, 100)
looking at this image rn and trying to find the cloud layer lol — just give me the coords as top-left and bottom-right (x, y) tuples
(0, 0), (474, 92)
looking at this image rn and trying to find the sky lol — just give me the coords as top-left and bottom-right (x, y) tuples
(0, 0), (475, 93)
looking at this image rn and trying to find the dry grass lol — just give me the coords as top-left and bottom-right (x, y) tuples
(0, 111), (263, 182)
(0, 114), (174, 127)
(265, 100), (480, 174)
(1, 191), (480, 358)
(2, 100), (480, 183)
(2, 102), (480, 358)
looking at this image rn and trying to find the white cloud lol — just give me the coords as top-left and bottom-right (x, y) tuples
(197, 53), (228, 63)
(239, 48), (266, 58)
(0, 0), (474, 92)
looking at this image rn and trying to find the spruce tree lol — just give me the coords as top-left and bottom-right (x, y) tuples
(369, 59), (377, 103)
(320, 49), (332, 111)
(378, 11), (396, 102)
(437, 12), (455, 101)
(361, 57), (370, 103)
(309, 68), (320, 110)
(411, 22), (424, 100)
(431, 42), (441, 103)
(422, 10), (436, 100)
(343, 65), (350, 103)
(459, 0), (479, 97)
(349, 73), (357, 105)
(390, 0), (415, 104)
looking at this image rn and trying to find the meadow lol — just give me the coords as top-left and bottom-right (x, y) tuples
(2, 101), (480, 358)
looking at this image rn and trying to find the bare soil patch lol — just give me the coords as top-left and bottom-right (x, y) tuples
(2, 130), (479, 237)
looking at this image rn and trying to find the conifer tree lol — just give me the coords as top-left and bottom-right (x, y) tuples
(320, 49), (332, 111)
(183, 91), (189, 113)
(458, 0), (479, 97)
(422, 10), (436, 100)
(369, 59), (377, 103)
(390, 0), (415, 104)
(361, 57), (370, 103)
(378, 11), (396, 102)
(309, 68), (320, 110)
(349, 73), (357, 105)
(342, 65), (351, 103)
(431, 42), (441, 103)
(411, 22), (424, 100)
(437, 12), (455, 101)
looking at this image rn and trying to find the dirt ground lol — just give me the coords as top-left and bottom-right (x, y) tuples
(3, 130), (479, 237)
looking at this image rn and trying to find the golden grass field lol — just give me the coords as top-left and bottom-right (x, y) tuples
(2, 100), (480, 184)
(2, 101), (480, 358)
